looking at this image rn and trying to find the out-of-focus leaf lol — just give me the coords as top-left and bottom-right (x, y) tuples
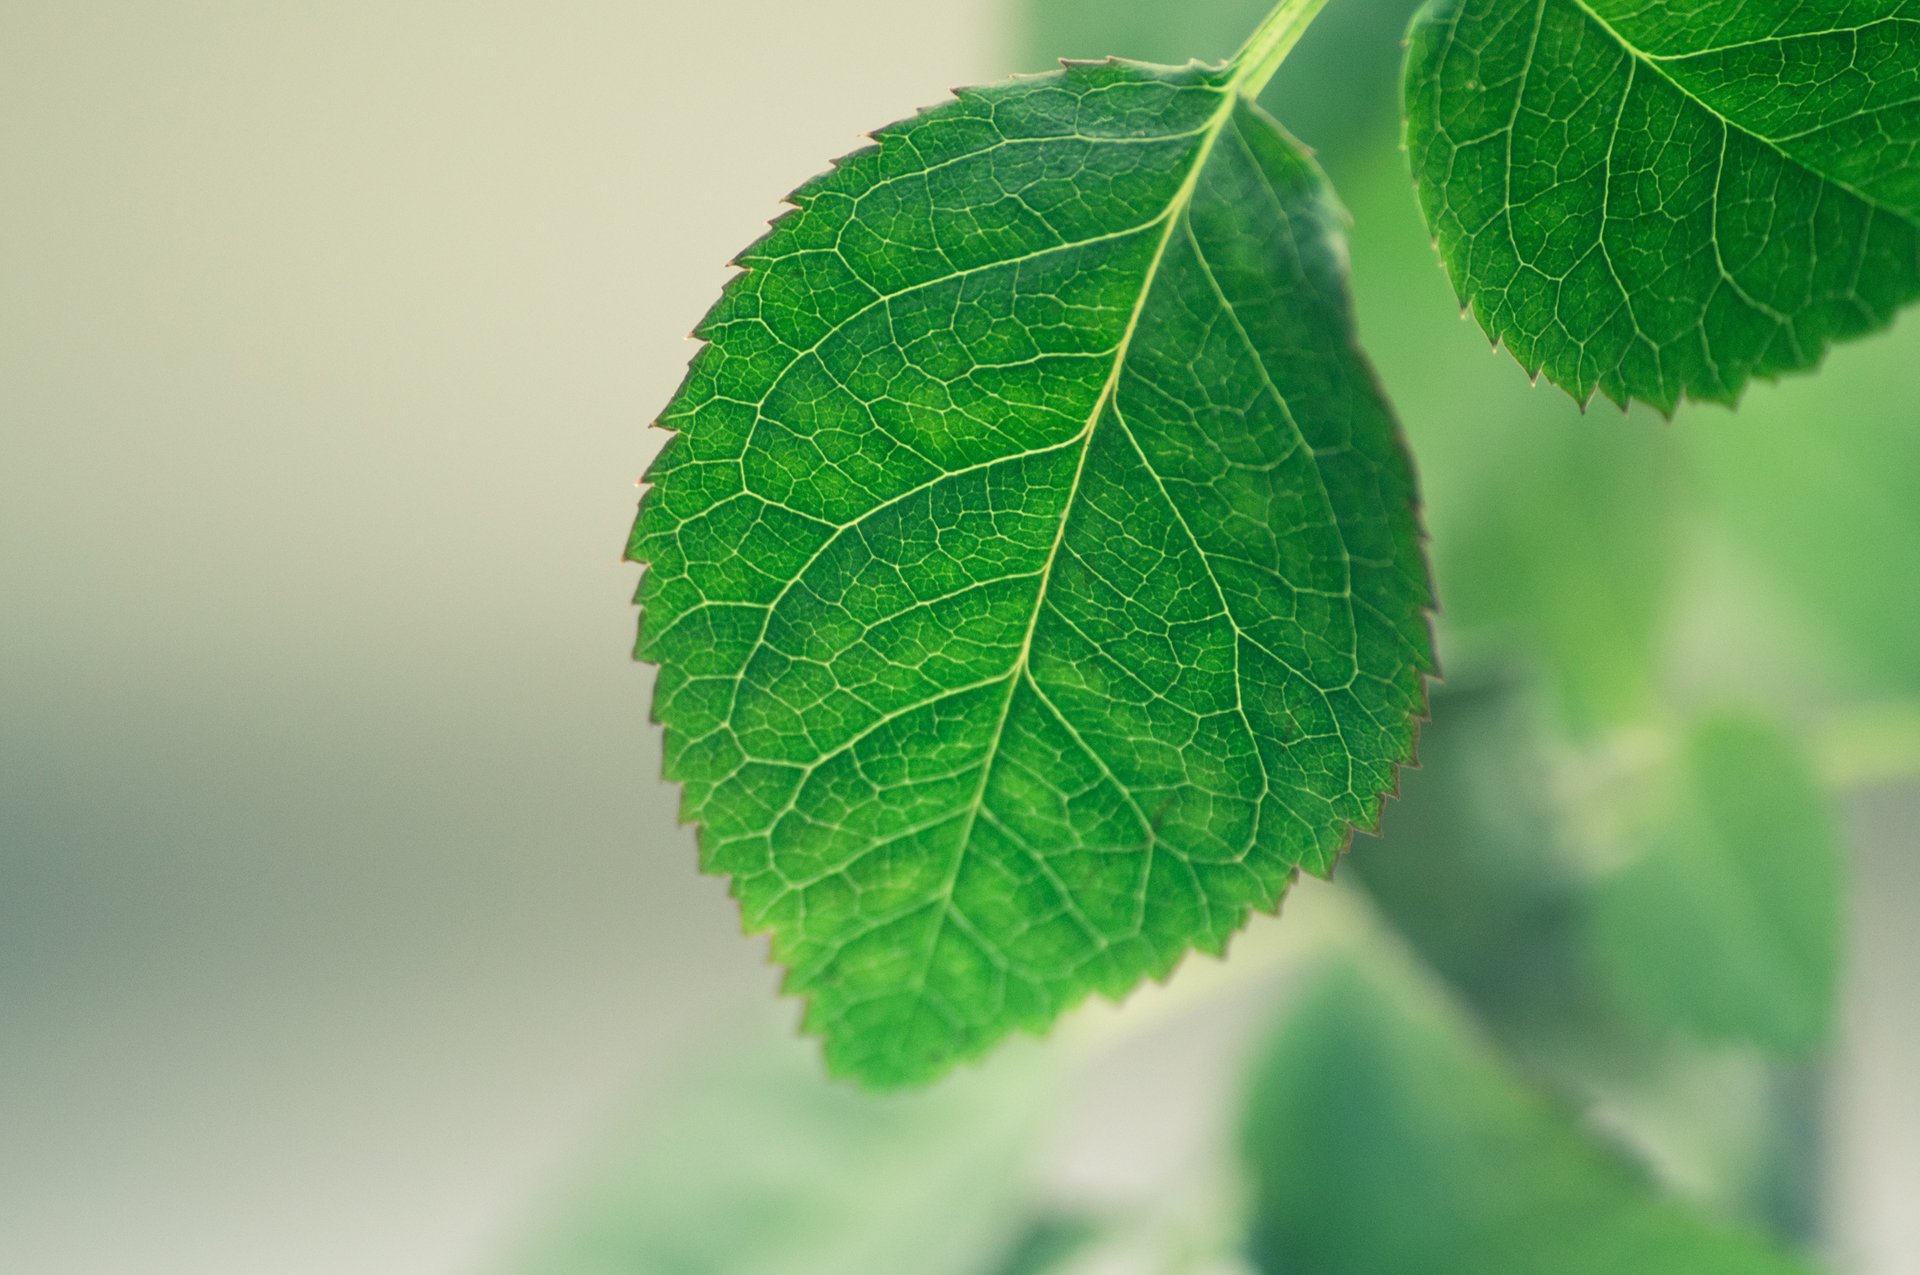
(1435, 415), (1680, 729)
(977, 1216), (1104, 1275)
(630, 36), (1434, 1086)
(495, 1030), (1050, 1275)
(1592, 714), (1842, 1054)
(988, 1222), (1257, 1275)
(1342, 683), (1604, 1048)
(1240, 953), (1818, 1275)
(1350, 687), (1835, 1241)
(1406, 0), (1920, 412)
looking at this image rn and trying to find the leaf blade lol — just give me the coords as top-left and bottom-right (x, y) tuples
(632, 58), (1432, 1086)
(1405, 0), (1920, 411)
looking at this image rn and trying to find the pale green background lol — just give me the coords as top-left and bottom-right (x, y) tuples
(1, 1), (991, 1269)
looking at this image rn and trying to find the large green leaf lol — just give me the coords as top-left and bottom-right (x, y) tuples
(629, 13), (1434, 1086)
(1591, 713), (1842, 1054)
(1406, 0), (1920, 411)
(1241, 953), (1818, 1275)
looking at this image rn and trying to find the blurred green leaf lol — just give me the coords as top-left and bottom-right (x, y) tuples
(1406, 0), (1920, 412)
(1240, 952), (1818, 1275)
(1350, 687), (1838, 1241)
(976, 1216), (1105, 1275)
(986, 1216), (1256, 1275)
(496, 1030), (1051, 1275)
(1434, 414), (1681, 730)
(1342, 683), (1607, 1050)
(1592, 714), (1842, 1054)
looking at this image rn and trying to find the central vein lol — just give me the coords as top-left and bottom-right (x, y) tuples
(928, 0), (1331, 917)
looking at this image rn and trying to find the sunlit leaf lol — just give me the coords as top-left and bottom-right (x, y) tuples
(1406, 0), (1920, 411)
(630, 32), (1433, 1085)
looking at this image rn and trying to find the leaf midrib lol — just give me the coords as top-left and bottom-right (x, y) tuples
(906, 73), (1258, 1008)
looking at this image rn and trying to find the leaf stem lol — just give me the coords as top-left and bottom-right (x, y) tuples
(1231, 0), (1333, 97)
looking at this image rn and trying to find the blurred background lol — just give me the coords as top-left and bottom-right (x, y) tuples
(3, 2), (1915, 1273)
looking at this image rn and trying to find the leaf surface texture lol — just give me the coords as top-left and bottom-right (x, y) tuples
(631, 58), (1432, 1085)
(1407, 0), (1920, 409)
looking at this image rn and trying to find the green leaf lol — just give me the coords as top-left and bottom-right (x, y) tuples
(1405, 0), (1920, 412)
(1241, 953), (1818, 1275)
(1591, 713), (1843, 1054)
(494, 1026), (1050, 1275)
(629, 19), (1434, 1086)
(1344, 682), (1601, 1047)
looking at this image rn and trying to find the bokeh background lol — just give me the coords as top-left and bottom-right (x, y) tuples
(3, 2), (1916, 1272)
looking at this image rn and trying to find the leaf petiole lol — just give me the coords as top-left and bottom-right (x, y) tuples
(1231, 0), (1332, 97)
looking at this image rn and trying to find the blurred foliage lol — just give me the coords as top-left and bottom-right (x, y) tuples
(1240, 951), (1815, 1275)
(1344, 683), (1623, 1063)
(496, 1025), (1053, 1275)
(1591, 714), (1841, 1055)
(975, 1216), (1107, 1275)
(1351, 686), (1833, 1243)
